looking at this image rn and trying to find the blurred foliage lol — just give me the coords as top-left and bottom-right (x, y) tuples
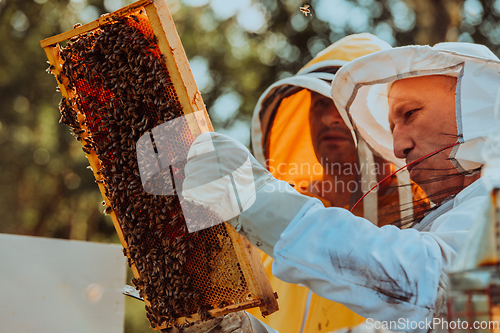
(1, 0), (500, 331)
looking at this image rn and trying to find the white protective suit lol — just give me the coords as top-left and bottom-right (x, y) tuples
(182, 42), (500, 333)
(273, 42), (500, 330)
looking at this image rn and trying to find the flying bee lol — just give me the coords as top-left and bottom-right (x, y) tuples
(300, 3), (313, 16)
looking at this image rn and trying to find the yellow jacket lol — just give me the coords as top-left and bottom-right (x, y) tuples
(248, 251), (364, 333)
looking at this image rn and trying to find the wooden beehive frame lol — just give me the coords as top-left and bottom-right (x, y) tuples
(40, 0), (278, 328)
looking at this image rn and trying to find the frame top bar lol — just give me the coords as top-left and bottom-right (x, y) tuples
(40, 0), (153, 48)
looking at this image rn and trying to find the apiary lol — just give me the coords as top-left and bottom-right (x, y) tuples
(40, 0), (278, 329)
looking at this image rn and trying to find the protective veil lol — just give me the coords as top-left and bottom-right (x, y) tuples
(248, 34), (428, 333)
(266, 43), (500, 332)
(332, 43), (500, 173)
(251, 33), (422, 225)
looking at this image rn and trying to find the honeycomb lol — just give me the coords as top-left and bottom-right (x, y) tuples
(43, 5), (265, 329)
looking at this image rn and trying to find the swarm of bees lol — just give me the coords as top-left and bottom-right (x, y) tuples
(53, 14), (251, 328)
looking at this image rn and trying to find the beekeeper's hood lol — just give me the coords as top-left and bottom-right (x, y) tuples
(332, 42), (500, 174)
(251, 33), (392, 179)
(251, 34), (421, 224)
(251, 33), (391, 172)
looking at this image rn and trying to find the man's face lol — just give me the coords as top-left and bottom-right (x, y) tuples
(309, 91), (356, 167)
(388, 75), (461, 201)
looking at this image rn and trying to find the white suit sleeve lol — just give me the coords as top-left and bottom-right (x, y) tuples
(271, 196), (484, 333)
(231, 174), (487, 333)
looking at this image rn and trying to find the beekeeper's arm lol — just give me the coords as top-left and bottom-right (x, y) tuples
(182, 132), (480, 333)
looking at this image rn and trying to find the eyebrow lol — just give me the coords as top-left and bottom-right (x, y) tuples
(388, 102), (403, 134)
(387, 99), (409, 134)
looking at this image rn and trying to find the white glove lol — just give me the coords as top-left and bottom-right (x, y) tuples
(182, 132), (273, 225)
(161, 311), (278, 333)
(182, 132), (312, 256)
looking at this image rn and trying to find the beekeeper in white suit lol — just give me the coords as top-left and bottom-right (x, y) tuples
(180, 42), (500, 333)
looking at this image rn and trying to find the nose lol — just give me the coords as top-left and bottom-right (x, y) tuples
(321, 109), (343, 127)
(392, 125), (415, 159)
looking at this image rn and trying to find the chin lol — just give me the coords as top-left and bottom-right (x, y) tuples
(322, 145), (354, 157)
(408, 171), (419, 184)
(421, 181), (456, 204)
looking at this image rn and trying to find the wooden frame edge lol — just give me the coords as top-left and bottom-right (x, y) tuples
(224, 224), (279, 317)
(42, 44), (141, 281)
(145, 0), (209, 138)
(40, 0), (153, 48)
(155, 299), (262, 330)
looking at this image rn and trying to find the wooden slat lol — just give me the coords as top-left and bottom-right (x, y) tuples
(241, 236), (279, 316)
(145, 0), (212, 138)
(40, 0), (153, 48)
(42, 45), (141, 280)
(225, 225), (279, 317)
(155, 299), (262, 330)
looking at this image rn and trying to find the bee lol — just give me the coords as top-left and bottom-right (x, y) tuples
(73, 129), (85, 135)
(300, 3), (313, 16)
(198, 307), (212, 321)
(46, 64), (55, 74)
(218, 301), (229, 309)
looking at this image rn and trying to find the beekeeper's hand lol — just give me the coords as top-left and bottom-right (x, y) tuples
(182, 132), (312, 257)
(161, 311), (278, 333)
(182, 131), (274, 224)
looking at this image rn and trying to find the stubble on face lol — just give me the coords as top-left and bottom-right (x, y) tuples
(309, 91), (357, 169)
(388, 75), (478, 203)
